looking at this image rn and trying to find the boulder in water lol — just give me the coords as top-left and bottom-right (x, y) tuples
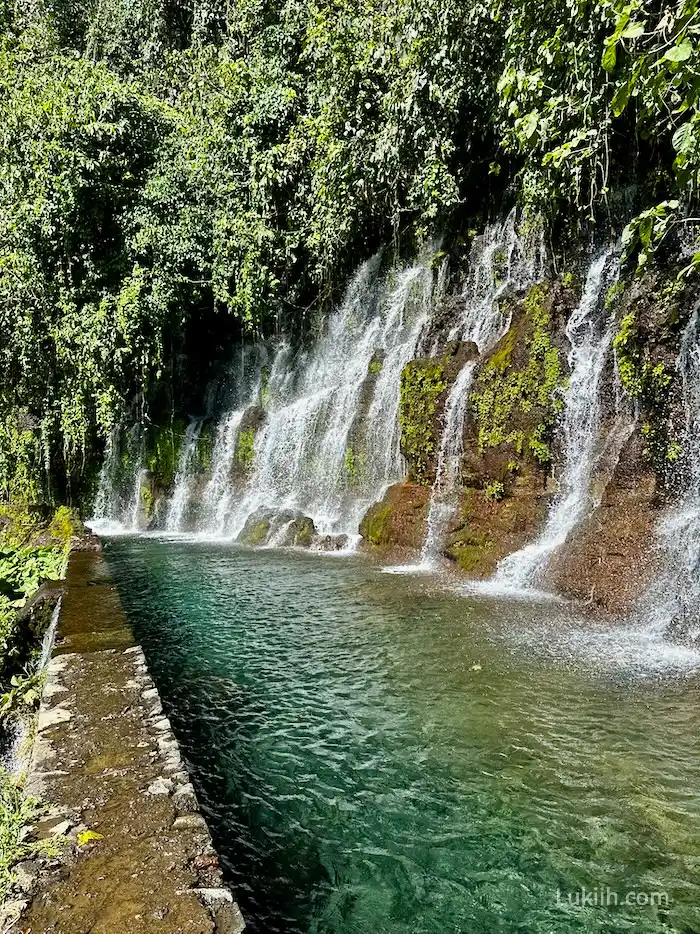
(314, 534), (350, 552)
(236, 508), (317, 548)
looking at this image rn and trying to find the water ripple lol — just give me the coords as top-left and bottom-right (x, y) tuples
(105, 539), (700, 934)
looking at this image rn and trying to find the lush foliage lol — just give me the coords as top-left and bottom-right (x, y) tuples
(1, 0), (699, 501)
(0, 769), (49, 903)
(0, 509), (71, 903)
(0, 508), (71, 723)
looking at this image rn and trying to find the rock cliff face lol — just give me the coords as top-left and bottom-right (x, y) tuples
(98, 245), (696, 616)
(359, 265), (694, 613)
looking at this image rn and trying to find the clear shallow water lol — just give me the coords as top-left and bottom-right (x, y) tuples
(104, 538), (700, 934)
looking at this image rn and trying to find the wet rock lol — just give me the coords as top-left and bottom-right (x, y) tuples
(0, 898), (27, 930)
(162, 753), (184, 774)
(314, 534), (349, 551)
(37, 705), (73, 732)
(47, 819), (73, 837)
(147, 777), (174, 796)
(173, 814), (208, 831)
(545, 427), (660, 611)
(237, 508), (317, 548)
(195, 888), (245, 934)
(13, 860), (40, 895)
(152, 716), (172, 731)
(172, 782), (198, 813)
(157, 736), (179, 755)
(359, 483), (431, 555)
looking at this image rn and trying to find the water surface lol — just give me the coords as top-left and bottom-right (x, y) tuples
(104, 538), (700, 934)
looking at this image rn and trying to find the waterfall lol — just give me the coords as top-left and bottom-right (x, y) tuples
(493, 249), (618, 590)
(417, 212), (546, 567)
(201, 408), (246, 535)
(642, 302), (700, 637)
(165, 417), (204, 532)
(420, 362), (477, 566)
(209, 255), (434, 540)
(91, 427), (120, 526)
(2, 598), (61, 776)
(448, 208), (546, 345)
(90, 423), (145, 534)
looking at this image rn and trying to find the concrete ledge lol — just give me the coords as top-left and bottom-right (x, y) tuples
(13, 548), (245, 934)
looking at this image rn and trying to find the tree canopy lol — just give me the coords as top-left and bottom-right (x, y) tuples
(1, 0), (699, 501)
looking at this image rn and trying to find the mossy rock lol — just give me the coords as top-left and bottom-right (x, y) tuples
(399, 359), (446, 485)
(359, 501), (394, 546)
(239, 517), (271, 546)
(447, 531), (495, 572)
(468, 282), (565, 482)
(237, 508), (317, 548)
(145, 420), (187, 490)
(399, 341), (478, 486)
(232, 405), (265, 478)
(359, 482), (431, 552)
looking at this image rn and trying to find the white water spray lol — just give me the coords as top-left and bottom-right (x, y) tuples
(210, 256), (434, 540)
(641, 302), (700, 637)
(449, 209), (546, 345)
(420, 362), (477, 566)
(90, 423), (145, 534)
(165, 418), (204, 532)
(201, 408), (246, 535)
(494, 249), (617, 590)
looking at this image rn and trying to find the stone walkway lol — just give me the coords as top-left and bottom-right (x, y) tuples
(5, 549), (244, 934)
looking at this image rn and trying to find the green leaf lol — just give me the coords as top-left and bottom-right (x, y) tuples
(664, 39), (693, 63)
(521, 111), (539, 140)
(621, 22), (645, 39)
(602, 42), (618, 73)
(612, 80), (632, 117)
(672, 122), (694, 154)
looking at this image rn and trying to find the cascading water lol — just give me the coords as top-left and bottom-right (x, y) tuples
(207, 255), (435, 540)
(493, 249), (618, 590)
(420, 362), (477, 566)
(90, 423), (145, 534)
(642, 302), (700, 636)
(201, 408), (246, 535)
(448, 208), (546, 345)
(165, 417), (204, 532)
(417, 213), (547, 568)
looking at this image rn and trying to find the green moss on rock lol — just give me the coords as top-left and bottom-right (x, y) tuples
(359, 501), (394, 546)
(399, 360), (447, 485)
(239, 519), (270, 546)
(235, 427), (256, 470)
(448, 532), (494, 572)
(146, 420), (186, 489)
(470, 282), (564, 468)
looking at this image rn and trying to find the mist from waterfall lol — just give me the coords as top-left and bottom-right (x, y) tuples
(493, 249), (618, 591)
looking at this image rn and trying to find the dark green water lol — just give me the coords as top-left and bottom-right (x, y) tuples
(104, 537), (700, 934)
